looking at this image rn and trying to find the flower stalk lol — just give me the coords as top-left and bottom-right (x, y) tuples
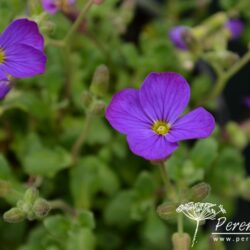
(71, 114), (92, 164)
(64, 0), (94, 43)
(205, 49), (250, 103)
(159, 161), (176, 200)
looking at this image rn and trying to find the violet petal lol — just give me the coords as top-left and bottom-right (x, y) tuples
(167, 107), (215, 142)
(139, 72), (190, 124)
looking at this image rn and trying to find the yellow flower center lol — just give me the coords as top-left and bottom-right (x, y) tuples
(0, 48), (5, 64)
(152, 120), (171, 136)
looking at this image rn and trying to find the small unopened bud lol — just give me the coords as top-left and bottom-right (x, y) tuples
(81, 91), (94, 110)
(191, 182), (211, 202)
(3, 208), (26, 223)
(157, 203), (176, 220)
(24, 187), (39, 205)
(33, 198), (51, 219)
(193, 12), (227, 39)
(225, 19), (244, 40)
(172, 232), (191, 250)
(89, 100), (106, 116)
(203, 51), (239, 70)
(93, 0), (105, 5)
(90, 65), (109, 97)
(226, 121), (248, 150)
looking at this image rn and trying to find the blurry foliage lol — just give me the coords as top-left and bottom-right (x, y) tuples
(0, 0), (250, 250)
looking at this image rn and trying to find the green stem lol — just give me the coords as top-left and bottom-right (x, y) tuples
(49, 200), (76, 216)
(64, 0), (94, 43)
(46, 38), (65, 48)
(71, 114), (92, 164)
(192, 220), (200, 247)
(159, 161), (176, 200)
(177, 212), (184, 234)
(205, 49), (250, 103)
(63, 42), (73, 99)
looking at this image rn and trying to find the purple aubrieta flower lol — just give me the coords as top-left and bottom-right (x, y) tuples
(168, 26), (190, 50)
(0, 18), (46, 81)
(42, 0), (75, 14)
(106, 72), (215, 161)
(225, 19), (244, 40)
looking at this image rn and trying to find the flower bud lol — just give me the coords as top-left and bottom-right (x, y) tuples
(24, 187), (39, 206)
(226, 121), (248, 150)
(89, 100), (106, 116)
(157, 202), (176, 220)
(190, 182), (211, 202)
(172, 232), (191, 250)
(90, 65), (109, 97)
(203, 51), (239, 70)
(113, 0), (136, 34)
(225, 19), (244, 40)
(3, 207), (26, 223)
(193, 12), (227, 39)
(81, 91), (94, 110)
(33, 198), (51, 219)
(168, 26), (192, 51)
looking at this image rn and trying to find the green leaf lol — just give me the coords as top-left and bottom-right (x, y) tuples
(141, 209), (169, 248)
(44, 215), (71, 239)
(104, 191), (134, 228)
(70, 157), (100, 209)
(190, 138), (218, 169)
(77, 210), (95, 229)
(70, 156), (119, 209)
(67, 228), (96, 250)
(23, 147), (71, 178)
(0, 154), (11, 178)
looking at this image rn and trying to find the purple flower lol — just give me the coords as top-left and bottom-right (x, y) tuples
(0, 19), (46, 80)
(106, 72), (215, 161)
(0, 80), (11, 100)
(225, 19), (244, 40)
(168, 26), (190, 50)
(243, 96), (250, 108)
(42, 0), (75, 14)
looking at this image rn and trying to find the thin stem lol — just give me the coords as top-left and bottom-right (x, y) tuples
(63, 42), (73, 99)
(49, 200), (77, 217)
(225, 49), (250, 80)
(192, 220), (200, 247)
(46, 38), (65, 48)
(64, 0), (94, 43)
(205, 49), (250, 103)
(177, 212), (184, 234)
(159, 161), (176, 200)
(71, 114), (92, 164)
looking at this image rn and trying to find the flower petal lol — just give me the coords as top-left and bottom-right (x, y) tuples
(139, 72), (190, 124)
(0, 19), (44, 51)
(42, 0), (59, 14)
(0, 69), (7, 80)
(167, 107), (215, 142)
(127, 131), (179, 160)
(168, 26), (190, 50)
(106, 89), (152, 134)
(1, 44), (46, 78)
(0, 79), (11, 100)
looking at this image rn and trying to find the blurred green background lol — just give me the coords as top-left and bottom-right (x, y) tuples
(1, 0), (250, 249)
